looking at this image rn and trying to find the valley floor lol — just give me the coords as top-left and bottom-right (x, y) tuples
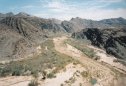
(0, 36), (126, 86)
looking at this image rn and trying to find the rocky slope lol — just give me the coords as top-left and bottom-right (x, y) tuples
(0, 13), (45, 61)
(0, 12), (126, 61)
(72, 28), (126, 60)
(0, 12), (66, 61)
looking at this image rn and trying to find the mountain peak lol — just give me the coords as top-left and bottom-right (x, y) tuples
(116, 17), (125, 20)
(16, 12), (31, 17)
(71, 17), (82, 20)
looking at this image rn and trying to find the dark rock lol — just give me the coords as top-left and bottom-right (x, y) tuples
(72, 28), (126, 60)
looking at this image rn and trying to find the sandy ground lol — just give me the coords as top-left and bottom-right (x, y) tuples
(0, 36), (126, 86)
(40, 63), (88, 86)
(88, 45), (126, 73)
(53, 36), (115, 86)
(0, 63), (90, 86)
(0, 76), (32, 86)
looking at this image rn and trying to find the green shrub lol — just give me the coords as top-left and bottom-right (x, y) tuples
(32, 71), (38, 78)
(60, 84), (64, 86)
(12, 70), (21, 76)
(94, 56), (100, 60)
(0, 68), (11, 77)
(79, 83), (82, 86)
(81, 71), (89, 77)
(90, 78), (97, 85)
(47, 72), (56, 78)
(28, 80), (38, 86)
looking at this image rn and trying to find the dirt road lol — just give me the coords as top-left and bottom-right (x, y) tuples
(0, 76), (32, 86)
(53, 36), (116, 86)
(0, 36), (125, 86)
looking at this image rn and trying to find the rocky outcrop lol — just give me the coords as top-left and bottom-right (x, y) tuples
(72, 28), (126, 60)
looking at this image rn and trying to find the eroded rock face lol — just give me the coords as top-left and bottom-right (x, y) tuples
(72, 28), (126, 60)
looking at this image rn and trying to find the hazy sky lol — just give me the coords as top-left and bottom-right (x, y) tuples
(0, 0), (126, 20)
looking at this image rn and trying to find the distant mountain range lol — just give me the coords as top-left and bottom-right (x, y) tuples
(62, 17), (126, 32)
(1, 12), (126, 30)
(0, 12), (126, 61)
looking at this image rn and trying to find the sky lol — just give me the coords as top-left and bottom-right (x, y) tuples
(0, 0), (126, 20)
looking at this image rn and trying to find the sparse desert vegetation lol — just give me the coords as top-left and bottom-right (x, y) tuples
(0, 39), (74, 78)
(28, 80), (38, 86)
(81, 71), (89, 78)
(65, 38), (97, 59)
(0, 10), (126, 86)
(0, 36), (126, 86)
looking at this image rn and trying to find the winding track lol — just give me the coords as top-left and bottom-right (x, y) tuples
(53, 36), (116, 86)
(0, 36), (124, 86)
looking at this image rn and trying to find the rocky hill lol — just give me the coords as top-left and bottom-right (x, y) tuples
(0, 12), (66, 61)
(0, 12), (126, 61)
(72, 28), (126, 60)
